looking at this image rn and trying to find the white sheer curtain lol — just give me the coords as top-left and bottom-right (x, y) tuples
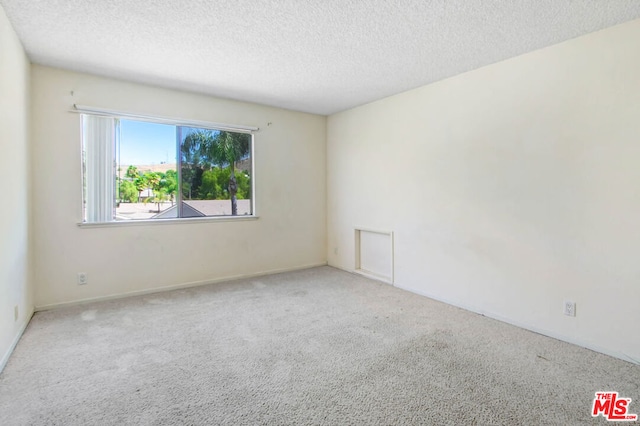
(82, 114), (116, 222)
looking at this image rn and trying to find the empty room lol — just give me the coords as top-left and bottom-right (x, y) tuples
(1, 1), (639, 424)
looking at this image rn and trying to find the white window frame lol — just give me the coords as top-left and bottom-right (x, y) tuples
(76, 105), (258, 226)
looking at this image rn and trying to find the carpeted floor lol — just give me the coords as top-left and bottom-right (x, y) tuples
(0, 266), (638, 425)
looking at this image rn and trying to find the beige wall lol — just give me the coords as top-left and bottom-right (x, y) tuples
(5, 6), (639, 367)
(0, 5), (33, 369)
(327, 19), (640, 363)
(31, 66), (327, 308)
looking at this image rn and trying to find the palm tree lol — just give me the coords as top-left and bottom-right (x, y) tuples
(145, 188), (169, 213)
(208, 131), (251, 216)
(180, 129), (250, 215)
(181, 130), (211, 200)
(134, 175), (147, 203)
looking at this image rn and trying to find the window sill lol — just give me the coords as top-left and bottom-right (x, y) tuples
(77, 215), (259, 228)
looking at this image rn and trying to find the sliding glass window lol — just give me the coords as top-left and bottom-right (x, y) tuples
(81, 114), (254, 223)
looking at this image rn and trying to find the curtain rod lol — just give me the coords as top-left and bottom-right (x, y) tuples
(71, 104), (259, 133)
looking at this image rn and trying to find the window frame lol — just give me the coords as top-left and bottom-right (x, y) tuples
(76, 105), (258, 226)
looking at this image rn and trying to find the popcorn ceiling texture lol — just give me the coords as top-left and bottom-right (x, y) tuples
(1, 0), (640, 115)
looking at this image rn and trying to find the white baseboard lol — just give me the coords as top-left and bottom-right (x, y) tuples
(35, 262), (328, 312)
(0, 309), (34, 374)
(392, 282), (640, 366)
(353, 269), (393, 285)
(328, 264), (639, 366)
(331, 264), (391, 284)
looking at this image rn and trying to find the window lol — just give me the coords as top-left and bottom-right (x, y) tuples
(80, 110), (255, 223)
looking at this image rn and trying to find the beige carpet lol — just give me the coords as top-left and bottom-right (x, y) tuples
(0, 266), (637, 425)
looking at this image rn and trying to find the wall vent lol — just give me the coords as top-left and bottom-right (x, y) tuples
(354, 228), (394, 284)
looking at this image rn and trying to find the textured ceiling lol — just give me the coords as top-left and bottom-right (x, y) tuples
(2, 1), (640, 115)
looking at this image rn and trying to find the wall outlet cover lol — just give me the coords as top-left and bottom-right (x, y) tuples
(564, 301), (576, 317)
(78, 272), (88, 285)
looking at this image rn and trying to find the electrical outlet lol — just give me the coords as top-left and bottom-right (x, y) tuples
(563, 301), (576, 317)
(78, 272), (88, 285)
(14, 305), (19, 322)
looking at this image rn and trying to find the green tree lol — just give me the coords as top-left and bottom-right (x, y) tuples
(162, 169), (178, 205)
(235, 170), (251, 200)
(145, 188), (169, 213)
(134, 175), (148, 202)
(200, 169), (221, 199)
(181, 130), (211, 199)
(125, 165), (139, 179)
(207, 131), (251, 215)
(178, 129), (251, 213)
(137, 171), (172, 212)
(118, 179), (138, 203)
(145, 172), (161, 190)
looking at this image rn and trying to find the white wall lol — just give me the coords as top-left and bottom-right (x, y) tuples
(0, 5), (33, 370)
(31, 66), (326, 308)
(327, 19), (640, 364)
